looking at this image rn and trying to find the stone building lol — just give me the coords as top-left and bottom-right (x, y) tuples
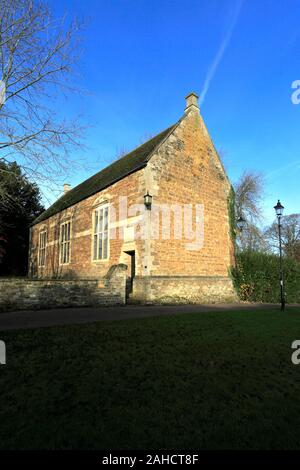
(29, 93), (237, 304)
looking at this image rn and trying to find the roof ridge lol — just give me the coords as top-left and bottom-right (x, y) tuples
(145, 121), (180, 163)
(89, 123), (177, 177)
(116, 124), (177, 165)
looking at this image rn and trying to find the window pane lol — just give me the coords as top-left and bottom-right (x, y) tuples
(39, 232), (47, 266)
(103, 233), (108, 259)
(93, 234), (98, 259)
(94, 211), (98, 234)
(99, 209), (103, 233)
(60, 222), (71, 263)
(98, 233), (103, 259)
(104, 207), (108, 230)
(92, 207), (109, 261)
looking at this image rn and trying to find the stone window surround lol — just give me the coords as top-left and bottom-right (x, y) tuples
(92, 202), (110, 262)
(38, 230), (47, 267)
(59, 220), (72, 265)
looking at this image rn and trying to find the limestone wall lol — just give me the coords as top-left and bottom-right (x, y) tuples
(131, 275), (237, 304)
(0, 264), (127, 313)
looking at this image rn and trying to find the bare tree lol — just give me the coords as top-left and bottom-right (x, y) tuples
(0, 0), (85, 196)
(237, 223), (268, 252)
(111, 133), (155, 163)
(264, 214), (300, 262)
(234, 171), (265, 251)
(113, 145), (128, 162)
(234, 171), (264, 223)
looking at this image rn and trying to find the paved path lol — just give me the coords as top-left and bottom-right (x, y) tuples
(0, 303), (299, 331)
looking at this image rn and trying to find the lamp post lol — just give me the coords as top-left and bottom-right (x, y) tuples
(274, 200), (285, 312)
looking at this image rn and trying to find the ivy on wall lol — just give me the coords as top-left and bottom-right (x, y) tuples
(227, 184), (237, 280)
(227, 185), (236, 245)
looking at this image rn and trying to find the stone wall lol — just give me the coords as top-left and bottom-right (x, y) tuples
(131, 276), (238, 304)
(145, 105), (234, 278)
(0, 264), (127, 313)
(29, 95), (237, 305)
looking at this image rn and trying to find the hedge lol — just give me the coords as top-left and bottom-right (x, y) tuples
(231, 251), (300, 303)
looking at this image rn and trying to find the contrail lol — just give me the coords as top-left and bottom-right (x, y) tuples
(266, 160), (300, 180)
(199, 0), (244, 106)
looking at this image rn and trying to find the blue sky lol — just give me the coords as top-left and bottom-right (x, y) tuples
(48, 0), (300, 225)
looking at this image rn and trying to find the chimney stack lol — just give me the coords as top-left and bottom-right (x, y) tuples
(63, 183), (71, 194)
(185, 92), (199, 113)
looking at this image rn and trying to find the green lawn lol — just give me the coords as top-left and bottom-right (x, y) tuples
(1, 307), (300, 449)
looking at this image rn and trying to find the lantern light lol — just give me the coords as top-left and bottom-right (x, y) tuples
(144, 191), (152, 210)
(237, 216), (246, 232)
(274, 200), (284, 218)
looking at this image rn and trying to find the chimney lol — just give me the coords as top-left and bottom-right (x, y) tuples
(185, 92), (199, 113)
(63, 183), (71, 194)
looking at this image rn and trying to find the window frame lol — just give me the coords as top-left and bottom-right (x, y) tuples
(59, 220), (72, 265)
(38, 230), (47, 267)
(92, 203), (110, 262)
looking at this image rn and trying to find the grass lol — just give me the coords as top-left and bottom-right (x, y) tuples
(1, 307), (300, 449)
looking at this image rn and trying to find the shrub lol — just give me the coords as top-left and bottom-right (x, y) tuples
(231, 251), (300, 303)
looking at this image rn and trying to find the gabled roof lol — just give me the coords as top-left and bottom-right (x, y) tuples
(33, 123), (177, 225)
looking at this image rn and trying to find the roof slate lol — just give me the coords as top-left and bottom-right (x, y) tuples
(33, 123), (177, 225)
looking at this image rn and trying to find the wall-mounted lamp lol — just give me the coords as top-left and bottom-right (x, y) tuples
(144, 191), (152, 210)
(236, 216), (246, 232)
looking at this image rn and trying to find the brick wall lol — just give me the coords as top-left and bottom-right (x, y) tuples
(0, 264), (127, 312)
(29, 170), (146, 280)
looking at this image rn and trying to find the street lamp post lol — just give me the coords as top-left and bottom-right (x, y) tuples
(274, 200), (285, 312)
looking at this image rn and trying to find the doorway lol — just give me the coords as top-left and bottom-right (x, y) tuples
(124, 250), (135, 298)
